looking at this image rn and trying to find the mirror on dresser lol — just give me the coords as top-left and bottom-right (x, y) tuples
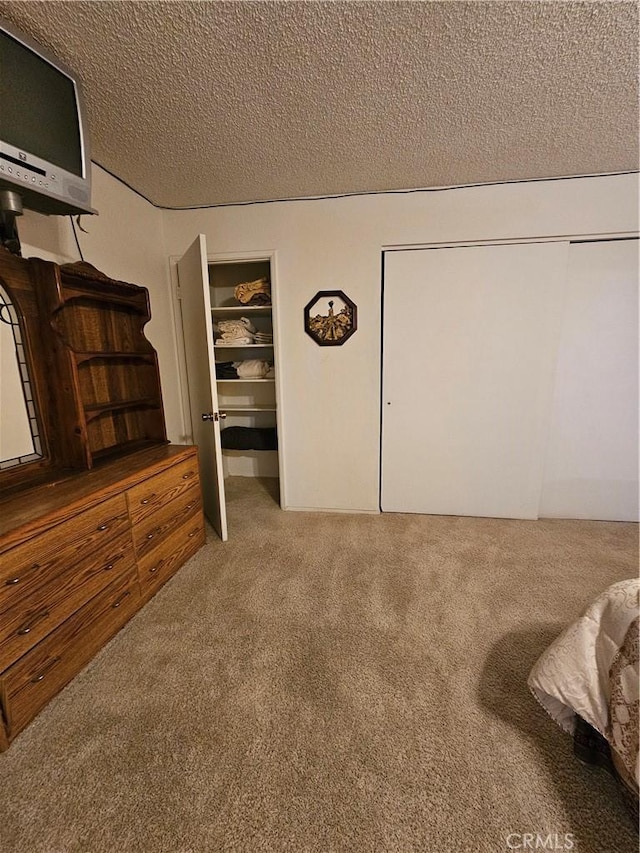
(0, 281), (44, 467)
(0, 247), (59, 495)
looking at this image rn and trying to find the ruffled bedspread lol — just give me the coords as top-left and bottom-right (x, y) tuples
(528, 578), (639, 791)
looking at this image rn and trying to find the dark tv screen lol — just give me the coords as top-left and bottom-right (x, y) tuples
(0, 30), (82, 177)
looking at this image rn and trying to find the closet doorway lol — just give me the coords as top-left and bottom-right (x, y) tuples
(380, 241), (569, 520)
(175, 236), (282, 541)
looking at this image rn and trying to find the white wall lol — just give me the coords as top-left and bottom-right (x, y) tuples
(16, 164), (184, 443)
(12, 171), (637, 514)
(162, 174), (639, 513)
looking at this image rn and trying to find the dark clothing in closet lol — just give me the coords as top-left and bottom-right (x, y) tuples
(220, 427), (278, 451)
(215, 362), (239, 379)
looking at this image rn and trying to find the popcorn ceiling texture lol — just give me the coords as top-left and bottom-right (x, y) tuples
(1, 1), (638, 208)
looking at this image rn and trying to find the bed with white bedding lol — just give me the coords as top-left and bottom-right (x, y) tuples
(528, 578), (639, 809)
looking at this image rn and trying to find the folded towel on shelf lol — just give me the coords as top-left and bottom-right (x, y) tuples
(234, 359), (272, 379)
(215, 317), (257, 342)
(222, 317), (257, 333)
(234, 278), (271, 306)
(215, 336), (254, 347)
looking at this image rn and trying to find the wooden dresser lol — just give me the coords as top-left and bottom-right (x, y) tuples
(0, 444), (205, 750)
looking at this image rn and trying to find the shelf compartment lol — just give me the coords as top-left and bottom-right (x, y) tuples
(52, 299), (152, 354)
(59, 286), (148, 314)
(83, 399), (162, 423)
(73, 352), (156, 365)
(219, 405), (276, 413)
(221, 449), (279, 478)
(86, 408), (166, 458)
(214, 343), (273, 349)
(77, 358), (161, 408)
(217, 382), (276, 412)
(211, 305), (272, 316)
(222, 410), (277, 430)
(58, 262), (151, 314)
(208, 260), (271, 310)
(91, 438), (163, 464)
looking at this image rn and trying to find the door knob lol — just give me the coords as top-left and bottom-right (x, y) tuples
(201, 412), (227, 422)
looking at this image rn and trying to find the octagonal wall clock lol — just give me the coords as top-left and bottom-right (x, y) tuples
(303, 290), (357, 346)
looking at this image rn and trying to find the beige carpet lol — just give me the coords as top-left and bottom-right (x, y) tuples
(1, 477), (638, 853)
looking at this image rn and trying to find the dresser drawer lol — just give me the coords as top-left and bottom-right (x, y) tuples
(0, 534), (135, 672)
(0, 494), (129, 601)
(126, 454), (200, 527)
(0, 567), (140, 739)
(138, 515), (205, 598)
(131, 485), (201, 561)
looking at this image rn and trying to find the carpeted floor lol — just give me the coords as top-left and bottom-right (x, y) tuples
(1, 476), (637, 853)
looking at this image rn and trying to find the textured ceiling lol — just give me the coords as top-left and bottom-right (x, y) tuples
(0, 1), (638, 208)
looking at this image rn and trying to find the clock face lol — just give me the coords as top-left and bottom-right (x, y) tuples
(303, 290), (357, 346)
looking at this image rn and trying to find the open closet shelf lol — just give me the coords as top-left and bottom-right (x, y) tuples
(216, 379), (275, 384)
(219, 405), (276, 412)
(214, 343), (273, 349)
(211, 306), (272, 317)
(205, 254), (279, 482)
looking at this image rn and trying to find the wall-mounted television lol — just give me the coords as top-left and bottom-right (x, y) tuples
(0, 18), (94, 216)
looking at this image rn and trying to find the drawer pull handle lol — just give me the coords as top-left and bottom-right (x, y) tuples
(149, 563), (162, 574)
(31, 657), (61, 684)
(140, 494), (156, 506)
(97, 523), (109, 532)
(146, 532), (155, 540)
(5, 562), (40, 586)
(111, 591), (131, 609)
(182, 471), (194, 480)
(17, 608), (49, 636)
(103, 554), (122, 572)
(189, 530), (198, 538)
(186, 503), (194, 510)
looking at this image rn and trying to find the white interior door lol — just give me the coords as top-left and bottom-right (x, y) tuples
(177, 235), (228, 541)
(381, 241), (569, 519)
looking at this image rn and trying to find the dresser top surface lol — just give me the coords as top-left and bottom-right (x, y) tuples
(0, 445), (198, 552)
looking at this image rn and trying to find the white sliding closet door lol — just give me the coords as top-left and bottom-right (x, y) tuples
(539, 239), (639, 521)
(381, 242), (569, 519)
